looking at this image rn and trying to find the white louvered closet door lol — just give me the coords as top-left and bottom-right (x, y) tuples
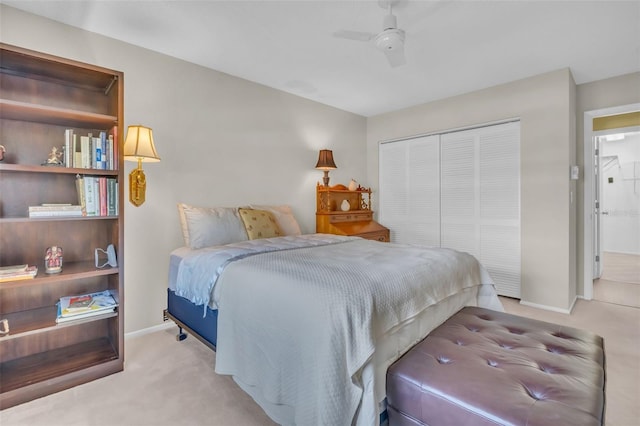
(440, 122), (521, 297)
(478, 123), (521, 297)
(379, 135), (440, 246)
(440, 130), (479, 257)
(379, 122), (521, 298)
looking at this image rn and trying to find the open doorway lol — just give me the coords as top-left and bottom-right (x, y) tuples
(592, 129), (640, 307)
(583, 104), (640, 306)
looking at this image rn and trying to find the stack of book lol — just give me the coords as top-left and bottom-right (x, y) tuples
(63, 128), (118, 170)
(0, 264), (38, 282)
(56, 290), (118, 323)
(75, 175), (118, 217)
(28, 204), (84, 218)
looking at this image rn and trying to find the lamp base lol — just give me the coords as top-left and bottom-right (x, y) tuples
(129, 167), (147, 206)
(322, 170), (330, 186)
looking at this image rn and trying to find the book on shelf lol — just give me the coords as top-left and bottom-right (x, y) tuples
(55, 307), (116, 323)
(92, 134), (101, 169)
(64, 128), (74, 168)
(107, 178), (117, 216)
(98, 177), (107, 216)
(0, 264), (28, 275)
(110, 125), (118, 171)
(97, 131), (107, 170)
(106, 134), (114, 170)
(75, 175), (86, 212)
(57, 289), (118, 322)
(0, 265), (38, 282)
(80, 134), (91, 169)
(28, 204), (84, 218)
(64, 129), (117, 170)
(75, 176), (118, 217)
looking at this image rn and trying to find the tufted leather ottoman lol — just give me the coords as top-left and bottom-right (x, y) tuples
(386, 306), (605, 426)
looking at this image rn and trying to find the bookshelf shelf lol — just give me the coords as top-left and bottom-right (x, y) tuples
(0, 305), (117, 339)
(0, 338), (119, 395)
(0, 99), (118, 128)
(0, 261), (118, 289)
(0, 43), (125, 409)
(0, 163), (118, 175)
(0, 215), (119, 224)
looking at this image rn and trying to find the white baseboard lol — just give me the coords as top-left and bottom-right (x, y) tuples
(125, 321), (174, 340)
(603, 250), (640, 256)
(519, 296), (577, 315)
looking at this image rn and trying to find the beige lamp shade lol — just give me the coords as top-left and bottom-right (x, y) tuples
(123, 125), (160, 207)
(123, 125), (161, 162)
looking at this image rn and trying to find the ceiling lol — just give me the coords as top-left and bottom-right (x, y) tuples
(4, 0), (640, 117)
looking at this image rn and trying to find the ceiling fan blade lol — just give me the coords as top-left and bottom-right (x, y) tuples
(333, 30), (376, 42)
(384, 46), (406, 67)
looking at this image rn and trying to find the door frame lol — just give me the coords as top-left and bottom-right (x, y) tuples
(583, 103), (640, 299)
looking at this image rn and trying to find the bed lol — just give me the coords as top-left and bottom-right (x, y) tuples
(165, 204), (504, 426)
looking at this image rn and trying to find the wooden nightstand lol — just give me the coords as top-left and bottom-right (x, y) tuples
(316, 184), (390, 242)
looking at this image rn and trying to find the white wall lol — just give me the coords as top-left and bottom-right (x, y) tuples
(1, 5), (367, 333)
(367, 69), (577, 312)
(600, 133), (640, 255)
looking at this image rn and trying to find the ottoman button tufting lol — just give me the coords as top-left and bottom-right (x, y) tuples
(387, 306), (605, 426)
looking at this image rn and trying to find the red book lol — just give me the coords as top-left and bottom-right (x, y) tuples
(99, 177), (107, 216)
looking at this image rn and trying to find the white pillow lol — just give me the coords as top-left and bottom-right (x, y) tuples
(248, 204), (302, 236)
(177, 203), (248, 249)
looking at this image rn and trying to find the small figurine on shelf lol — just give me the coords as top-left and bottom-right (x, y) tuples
(45, 246), (63, 274)
(0, 145), (5, 162)
(348, 179), (358, 191)
(43, 146), (63, 166)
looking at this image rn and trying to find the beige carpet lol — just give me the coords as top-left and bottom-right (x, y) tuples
(1, 297), (638, 426)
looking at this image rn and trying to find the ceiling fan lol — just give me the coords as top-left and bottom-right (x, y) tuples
(333, 0), (406, 68)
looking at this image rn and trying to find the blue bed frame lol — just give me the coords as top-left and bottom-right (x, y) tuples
(163, 289), (218, 351)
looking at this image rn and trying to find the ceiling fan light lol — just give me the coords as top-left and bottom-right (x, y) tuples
(375, 29), (404, 51)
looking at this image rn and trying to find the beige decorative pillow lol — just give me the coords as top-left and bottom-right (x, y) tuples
(238, 208), (282, 240)
(177, 204), (248, 249)
(248, 204), (302, 236)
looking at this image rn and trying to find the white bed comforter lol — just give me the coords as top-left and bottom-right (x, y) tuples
(175, 234), (355, 310)
(174, 235), (501, 426)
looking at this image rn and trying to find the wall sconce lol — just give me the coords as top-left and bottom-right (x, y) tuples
(315, 149), (337, 186)
(123, 125), (161, 207)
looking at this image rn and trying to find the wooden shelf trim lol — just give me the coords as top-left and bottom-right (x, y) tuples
(0, 99), (118, 127)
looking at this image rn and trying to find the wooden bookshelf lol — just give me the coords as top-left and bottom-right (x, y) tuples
(0, 43), (125, 409)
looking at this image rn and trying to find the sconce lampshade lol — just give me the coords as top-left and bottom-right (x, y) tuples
(123, 125), (161, 163)
(123, 125), (160, 207)
(315, 149), (337, 186)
